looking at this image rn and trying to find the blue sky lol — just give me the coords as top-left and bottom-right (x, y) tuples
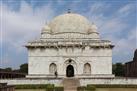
(0, 0), (137, 69)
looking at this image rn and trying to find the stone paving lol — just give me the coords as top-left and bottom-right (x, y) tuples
(63, 78), (80, 91)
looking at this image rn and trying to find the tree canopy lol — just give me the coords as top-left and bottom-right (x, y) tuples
(0, 63), (28, 74)
(112, 63), (125, 77)
(20, 63), (28, 73)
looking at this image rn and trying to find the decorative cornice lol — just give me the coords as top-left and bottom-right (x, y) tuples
(41, 31), (99, 35)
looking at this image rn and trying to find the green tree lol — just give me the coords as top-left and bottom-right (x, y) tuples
(4, 67), (12, 72)
(112, 64), (116, 74)
(113, 63), (125, 76)
(20, 63), (28, 73)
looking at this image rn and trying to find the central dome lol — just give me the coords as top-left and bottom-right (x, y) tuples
(47, 13), (98, 34)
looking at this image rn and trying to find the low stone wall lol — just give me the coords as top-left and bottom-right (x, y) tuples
(0, 78), (63, 86)
(80, 78), (137, 86)
(1, 78), (137, 86)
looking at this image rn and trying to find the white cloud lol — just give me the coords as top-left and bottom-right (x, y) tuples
(118, 3), (134, 16)
(1, 1), (55, 68)
(89, 2), (110, 15)
(85, 3), (136, 62)
(2, 1), (54, 50)
(1, 1), (136, 68)
(0, 53), (11, 67)
(100, 18), (128, 35)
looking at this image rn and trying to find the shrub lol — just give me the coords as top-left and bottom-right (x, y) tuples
(15, 84), (65, 91)
(45, 84), (54, 88)
(15, 84), (52, 89)
(77, 86), (86, 91)
(46, 88), (54, 91)
(55, 86), (64, 91)
(15, 84), (45, 89)
(45, 84), (54, 91)
(86, 85), (96, 91)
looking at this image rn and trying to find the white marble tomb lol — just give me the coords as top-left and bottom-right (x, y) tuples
(25, 12), (114, 78)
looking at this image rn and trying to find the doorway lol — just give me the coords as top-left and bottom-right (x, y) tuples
(66, 65), (74, 77)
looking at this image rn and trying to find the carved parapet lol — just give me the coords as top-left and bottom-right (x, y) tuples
(25, 39), (114, 49)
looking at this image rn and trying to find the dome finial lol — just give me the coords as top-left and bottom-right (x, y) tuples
(67, 9), (71, 13)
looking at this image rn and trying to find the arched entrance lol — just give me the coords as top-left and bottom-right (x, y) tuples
(66, 65), (74, 77)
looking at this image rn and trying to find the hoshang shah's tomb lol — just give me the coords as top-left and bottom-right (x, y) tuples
(1, 12), (137, 87)
(25, 12), (115, 79)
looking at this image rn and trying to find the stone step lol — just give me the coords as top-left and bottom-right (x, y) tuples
(64, 83), (78, 85)
(63, 78), (80, 91)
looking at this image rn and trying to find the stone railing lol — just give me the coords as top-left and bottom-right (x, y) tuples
(0, 83), (15, 91)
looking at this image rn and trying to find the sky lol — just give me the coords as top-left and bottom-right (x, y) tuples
(0, 0), (137, 69)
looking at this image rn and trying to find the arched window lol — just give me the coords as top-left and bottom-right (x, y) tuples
(49, 63), (57, 74)
(83, 63), (91, 74)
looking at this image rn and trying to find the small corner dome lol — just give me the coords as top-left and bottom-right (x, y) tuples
(42, 25), (51, 32)
(91, 23), (98, 31)
(47, 13), (99, 34)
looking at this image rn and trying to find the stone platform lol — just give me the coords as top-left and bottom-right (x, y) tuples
(1, 77), (137, 86)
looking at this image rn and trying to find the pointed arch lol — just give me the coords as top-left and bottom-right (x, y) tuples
(83, 63), (91, 74)
(66, 65), (74, 77)
(64, 58), (77, 73)
(49, 63), (57, 74)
